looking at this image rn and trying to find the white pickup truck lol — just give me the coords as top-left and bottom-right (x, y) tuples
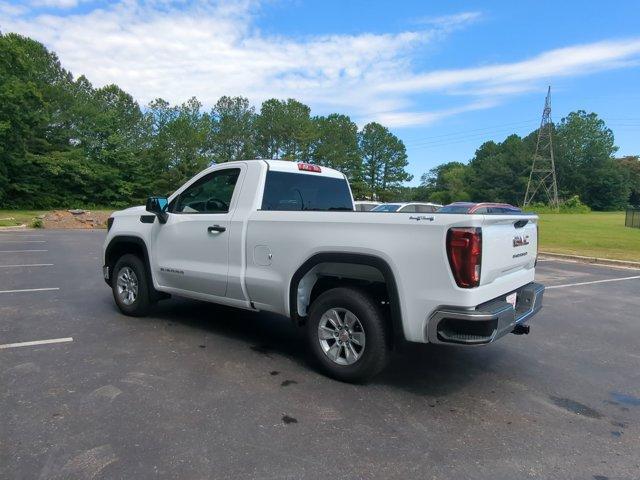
(103, 160), (544, 382)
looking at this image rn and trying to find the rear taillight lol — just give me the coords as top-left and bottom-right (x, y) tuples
(535, 223), (539, 266)
(446, 227), (482, 288)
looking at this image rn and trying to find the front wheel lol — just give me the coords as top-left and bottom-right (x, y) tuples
(306, 287), (390, 383)
(112, 254), (151, 317)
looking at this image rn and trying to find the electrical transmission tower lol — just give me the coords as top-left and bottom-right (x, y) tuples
(524, 86), (559, 209)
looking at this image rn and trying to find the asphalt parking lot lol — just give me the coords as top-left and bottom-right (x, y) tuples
(1, 229), (639, 480)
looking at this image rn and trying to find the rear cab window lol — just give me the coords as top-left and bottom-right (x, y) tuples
(261, 171), (353, 211)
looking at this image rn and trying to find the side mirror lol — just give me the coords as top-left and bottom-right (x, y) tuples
(146, 196), (169, 224)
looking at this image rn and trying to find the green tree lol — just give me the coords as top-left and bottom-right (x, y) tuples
(311, 113), (364, 196)
(209, 96), (256, 163)
(358, 122), (412, 200)
(255, 98), (315, 160)
(584, 160), (630, 210)
(618, 156), (640, 206)
(0, 32), (74, 207)
(144, 97), (212, 193)
(554, 110), (618, 206)
(466, 134), (531, 205)
(419, 161), (470, 204)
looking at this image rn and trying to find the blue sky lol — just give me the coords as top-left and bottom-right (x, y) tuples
(2, 0), (640, 183)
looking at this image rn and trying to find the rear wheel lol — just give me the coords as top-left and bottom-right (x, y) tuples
(306, 287), (389, 383)
(112, 254), (151, 316)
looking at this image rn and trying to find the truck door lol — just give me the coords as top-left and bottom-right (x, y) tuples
(152, 166), (243, 297)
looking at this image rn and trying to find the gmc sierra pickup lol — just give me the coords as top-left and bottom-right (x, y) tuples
(103, 160), (544, 382)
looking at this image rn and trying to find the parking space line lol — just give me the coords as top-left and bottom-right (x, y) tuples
(0, 240), (46, 243)
(0, 337), (73, 350)
(0, 250), (48, 253)
(0, 287), (60, 294)
(546, 275), (640, 290)
(0, 264), (54, 268)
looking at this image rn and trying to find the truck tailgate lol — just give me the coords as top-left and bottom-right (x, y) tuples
(480, 215), (538, 285)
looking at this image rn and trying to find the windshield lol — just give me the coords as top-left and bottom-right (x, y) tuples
(261, 171), (353, 211)
(371, 204), (402, 212)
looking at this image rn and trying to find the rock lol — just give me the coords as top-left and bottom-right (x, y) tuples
(68, 209), (86, 215)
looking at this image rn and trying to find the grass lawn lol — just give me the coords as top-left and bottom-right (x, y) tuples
(0, 210), (47, 227)
(538, 212), (640, 262)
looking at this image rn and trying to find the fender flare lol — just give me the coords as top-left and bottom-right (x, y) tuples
(289, 252), (405, 342)
(104, 235), (154, 290)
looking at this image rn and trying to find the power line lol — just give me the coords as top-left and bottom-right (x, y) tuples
(407, 125), (538, 150)
(404, 119), (538, 147)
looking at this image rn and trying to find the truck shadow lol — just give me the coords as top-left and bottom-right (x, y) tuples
(145, 297), (507, 396)
(149, 297), (310, 365)
(375, 342), (507, 396)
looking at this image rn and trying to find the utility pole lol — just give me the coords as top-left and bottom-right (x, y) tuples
(524, 86), (559, 209)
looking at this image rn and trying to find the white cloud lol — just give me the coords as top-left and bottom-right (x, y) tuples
(2, 1), (640, 128)
(414, 11), (482, 29)
(0, 1), (28, 15)
(377, 39), (640, 94)
(30, 0), (80, 8)
(373, 99), (498, 128)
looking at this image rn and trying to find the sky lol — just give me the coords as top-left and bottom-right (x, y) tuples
(2, 0), (640, 184)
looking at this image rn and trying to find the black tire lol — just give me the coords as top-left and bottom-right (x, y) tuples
(306, 287), (390, 383)
(112, 254), (151, 317)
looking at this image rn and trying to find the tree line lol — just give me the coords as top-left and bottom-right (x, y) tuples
(411, 112), (640, 210)
(0, 32), (411, 208)
(2, 32), (638, 211)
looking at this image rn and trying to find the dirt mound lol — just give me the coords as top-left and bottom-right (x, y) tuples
(43, 210), (111, 229)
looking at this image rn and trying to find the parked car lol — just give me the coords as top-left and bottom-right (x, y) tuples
(354, 201), (381, 211)
(103, 161), (543, 382)
(438, 202), (522, 214)
(371, 202), (442, 213)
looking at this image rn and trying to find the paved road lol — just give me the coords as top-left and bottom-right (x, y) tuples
(1, 229), (639, 479)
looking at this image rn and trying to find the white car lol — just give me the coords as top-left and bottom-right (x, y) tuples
(103, 160), (544, 382)
(354, 201), (382, 212)
(371, 202), (442, 213)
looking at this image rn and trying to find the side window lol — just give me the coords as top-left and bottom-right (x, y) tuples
(416, 204), (434, 213)
(400, 205), (417, 213)
(172, 168), (240, 214)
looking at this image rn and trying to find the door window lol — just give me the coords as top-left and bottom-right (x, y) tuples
(172, 169), (240, 214)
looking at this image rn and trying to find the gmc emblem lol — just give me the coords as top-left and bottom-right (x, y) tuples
(513, 234), (530, 247)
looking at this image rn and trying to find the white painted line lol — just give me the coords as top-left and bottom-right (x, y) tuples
(0, 337), (73, 350)
(0, 287), (59, 294)
(0, 240), (46, 243)
(0, 234), (44, 237)
(546, 275), (640, 290)
(0, 264), (53, 268)
(0, 250), (48, 253)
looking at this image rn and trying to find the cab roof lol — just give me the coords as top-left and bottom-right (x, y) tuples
(263, 160), (345, 179)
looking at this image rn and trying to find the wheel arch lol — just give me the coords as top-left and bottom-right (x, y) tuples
(289, 252), (405, 344)
(104, 235), (154, 289)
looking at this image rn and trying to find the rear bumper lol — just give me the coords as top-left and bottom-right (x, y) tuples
(426, 282), (544, 345)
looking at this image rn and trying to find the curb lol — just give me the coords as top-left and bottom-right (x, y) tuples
(0, 224), (27, 231)
(539, 251), (640, 270)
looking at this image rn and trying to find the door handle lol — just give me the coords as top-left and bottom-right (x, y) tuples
(207, 225), (226, 233)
